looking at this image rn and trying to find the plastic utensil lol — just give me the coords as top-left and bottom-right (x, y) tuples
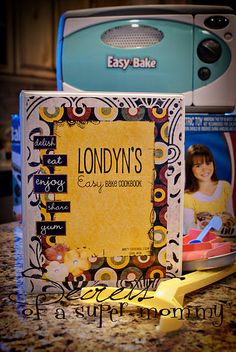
(184, 228), (223, 245)
(80, 263), (236, 333)
(189, 215), (222, 244)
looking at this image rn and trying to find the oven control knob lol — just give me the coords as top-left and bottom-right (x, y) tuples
(198, 67), (211, 80)
(197, 39), (222, 63)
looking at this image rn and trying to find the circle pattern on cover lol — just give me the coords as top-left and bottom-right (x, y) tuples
(154, 168), (157, 181)
(152, 208), (157, 223)
(146, 265), (165, 279)
(154, 142), (168, 165)
(67, 106), (92, 121)
(157, 247), (166, 267)
(107, 256), (130, 269)
(39, 107), (64, 122)
(153, 225), (167, 248)
(148, 107), (168, 123)
(160, 122), (168, 143)
(132, 255), (155, 268)
(121, 107), (145, 120)
(168, 145), (180, 163)
(89, 256), (105, 270)
(94, 107), (118, 121)
(94, 267), (117, 281)
(154, 184), (167, 207)
(120, 267), (143, 281)
(159, 165), (167, 184)
(45, 236), (56, 247)
(77, 271), (92, 282)
(159, 206), (167, 227)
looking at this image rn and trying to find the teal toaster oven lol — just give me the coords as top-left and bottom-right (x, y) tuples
(57, 5), (236, 112)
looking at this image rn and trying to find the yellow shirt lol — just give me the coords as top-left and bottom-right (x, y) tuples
(184, 180), (233, 232)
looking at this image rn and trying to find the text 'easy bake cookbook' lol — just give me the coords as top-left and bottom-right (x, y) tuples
(21, 91), (184, 293)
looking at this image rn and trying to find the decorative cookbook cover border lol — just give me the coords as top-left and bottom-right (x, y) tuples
(21, 92), (184, 293)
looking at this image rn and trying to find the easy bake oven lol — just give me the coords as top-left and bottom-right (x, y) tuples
(57, 5), (236, 112)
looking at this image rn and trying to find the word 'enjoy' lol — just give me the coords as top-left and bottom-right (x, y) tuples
(34, 175), (67, 193)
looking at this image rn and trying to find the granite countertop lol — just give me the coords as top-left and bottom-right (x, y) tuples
(0, 222), (235, 352)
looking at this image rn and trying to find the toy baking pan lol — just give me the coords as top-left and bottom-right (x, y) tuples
(182, 251), (236, 272)
(182, 241), (232, 261)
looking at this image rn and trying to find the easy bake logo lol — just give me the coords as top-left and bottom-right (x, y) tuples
(107, 55), (157, 70)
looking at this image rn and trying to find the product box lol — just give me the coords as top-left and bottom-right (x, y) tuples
(184, 113), (236, 237)
(20, 91), (184, 293)
(12, 114), (22, 221)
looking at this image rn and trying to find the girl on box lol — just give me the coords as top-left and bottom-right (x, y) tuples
(184, 144), (235, 234)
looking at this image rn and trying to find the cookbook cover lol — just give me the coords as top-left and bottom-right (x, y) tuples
(20, 91), (184, 293)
